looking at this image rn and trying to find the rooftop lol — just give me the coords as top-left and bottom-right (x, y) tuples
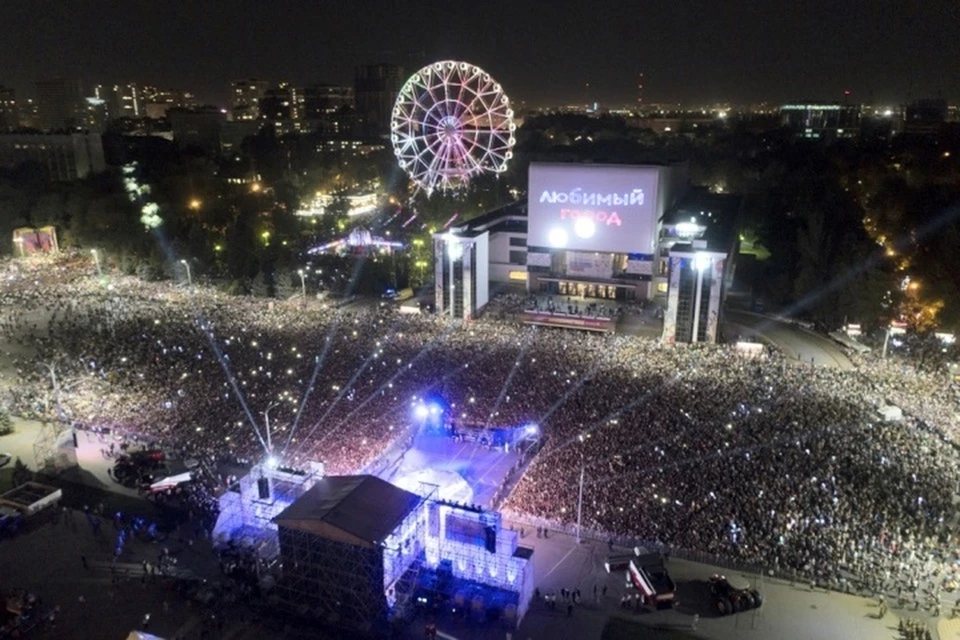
(274, 475), (422, 545)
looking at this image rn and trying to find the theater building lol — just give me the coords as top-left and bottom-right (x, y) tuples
(434, 162), (739, 342)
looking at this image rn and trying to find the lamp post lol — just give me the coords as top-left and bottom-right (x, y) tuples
(576, 433), (585, 544)
(297, 269), (307, 300)
(91, 249), (102, 276)
(179, 259), (192, 286)
(882, 323), (907, 359)
(263, 402), (278, 458)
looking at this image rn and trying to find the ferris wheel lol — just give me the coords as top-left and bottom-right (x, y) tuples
(391, 61), (516, 195)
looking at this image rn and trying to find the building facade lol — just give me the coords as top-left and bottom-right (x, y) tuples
(0, 132), (106, 180)
(230, 78), (270, 121)
(661, 245), (727, 344)
(0, 86), (16, 130)
(354, 64), (404, 138)
(36, 78), (81, 131)
(780, 102), (861, 140)
(430, 165), (740, 338)
(168, 107), (225, 154)
(434, 232), (489, 320)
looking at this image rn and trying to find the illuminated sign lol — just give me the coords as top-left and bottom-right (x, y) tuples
(528, 163), (660, 254)
(522, 312), (614, 332)
(781, 104), (843, 111)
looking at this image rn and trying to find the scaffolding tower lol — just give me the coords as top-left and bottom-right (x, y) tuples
(272, 476), (429, 637)
(212, 460), (323, 559)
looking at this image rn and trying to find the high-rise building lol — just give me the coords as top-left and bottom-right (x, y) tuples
(259, 83), (299, 121)
(36, 77), (81, 131)
(303, 84), (354, 120)
(139, 87), (195, 119)
(779, 102), (861, 140)
(18, 99), (39, 129)
(0, 85), (16, 131)
(231, 78), (270, 121)
(354, 64), (404, 138)
(108, 83), (140, 120)
(79, 97), (109, 132)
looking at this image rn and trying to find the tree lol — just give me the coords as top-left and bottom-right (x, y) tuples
(274, 270), (295, 300)
(0, 405), (12, 436)
(251, 270), (269, 297)
(11, 457), (31, 486)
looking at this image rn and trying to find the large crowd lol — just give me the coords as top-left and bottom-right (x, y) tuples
(2, 255), (960, 607)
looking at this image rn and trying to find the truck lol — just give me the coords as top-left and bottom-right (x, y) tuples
(709, 573), (763, 615)
(605, 549), (677, 609)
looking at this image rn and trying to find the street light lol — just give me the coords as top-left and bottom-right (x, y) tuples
(576, 433), (586, 544)
(264, 402), (279, 457)
(882, 322), (907, 359)
(297, 269), (307, 300)
(179, 259), (192, 286)
(188, 198), (201, 211)
(91, 249), (102, 276)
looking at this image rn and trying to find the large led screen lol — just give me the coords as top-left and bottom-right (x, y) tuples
(528, 163), (660, 254)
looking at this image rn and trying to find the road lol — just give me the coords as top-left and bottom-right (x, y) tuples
(724, 309), (855, 370)
(398, 522), (911, 640)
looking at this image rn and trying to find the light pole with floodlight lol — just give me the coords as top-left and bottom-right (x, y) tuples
(263, 402), (279, 459)
(297, 269), (306, 300)
(179, 259), (192, 286)
(91, 249), (102, 276)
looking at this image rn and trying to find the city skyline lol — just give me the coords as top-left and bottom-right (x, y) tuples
(1, 0), (958, 108)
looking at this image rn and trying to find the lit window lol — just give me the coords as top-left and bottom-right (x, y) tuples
(657, 282), (668, 293)
(509, 271), (527, 281)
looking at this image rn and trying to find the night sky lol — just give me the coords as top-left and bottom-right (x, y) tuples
(2, 0), (958, 107)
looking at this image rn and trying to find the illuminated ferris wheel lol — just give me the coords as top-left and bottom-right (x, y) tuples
(391, 60), (516, 195)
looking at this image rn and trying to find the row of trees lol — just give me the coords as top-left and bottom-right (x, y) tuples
(2, 114), (957, 328)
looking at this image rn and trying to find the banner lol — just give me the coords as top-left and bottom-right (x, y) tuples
(625, 259), (653, 275)
(566, 251), (613, 279)
(526, 252), (551, 267)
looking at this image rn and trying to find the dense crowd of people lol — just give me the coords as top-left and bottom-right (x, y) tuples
(2, 255), (960, 609)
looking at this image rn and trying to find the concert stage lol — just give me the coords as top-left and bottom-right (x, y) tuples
(382, 431), (522, 508)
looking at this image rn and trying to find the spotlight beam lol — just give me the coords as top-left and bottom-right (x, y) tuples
(535, 370), (688, 465)
(200, 325), (270, 454)
(131, 173), (270, 456)
(294, 320), (403, 453)
(533, 357), (605, 427)
(328, 322), (461, 434)
(484, 327), (536, 430)
(762, 203), (960, 326)
(281, 320), (341, 456)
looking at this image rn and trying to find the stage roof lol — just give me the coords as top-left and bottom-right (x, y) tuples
(274, 475), (421, 546)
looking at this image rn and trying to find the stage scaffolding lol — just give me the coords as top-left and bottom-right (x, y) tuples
(269, 476), (534, 635)
(274, 484), (432, 636)
(212, 461), (323, 559)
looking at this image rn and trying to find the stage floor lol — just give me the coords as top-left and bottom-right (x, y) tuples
(380, 433), (521, 507)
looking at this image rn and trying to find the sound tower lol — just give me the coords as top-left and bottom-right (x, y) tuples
(484, 525), (496, 553)
(257, 476), (270, 500)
